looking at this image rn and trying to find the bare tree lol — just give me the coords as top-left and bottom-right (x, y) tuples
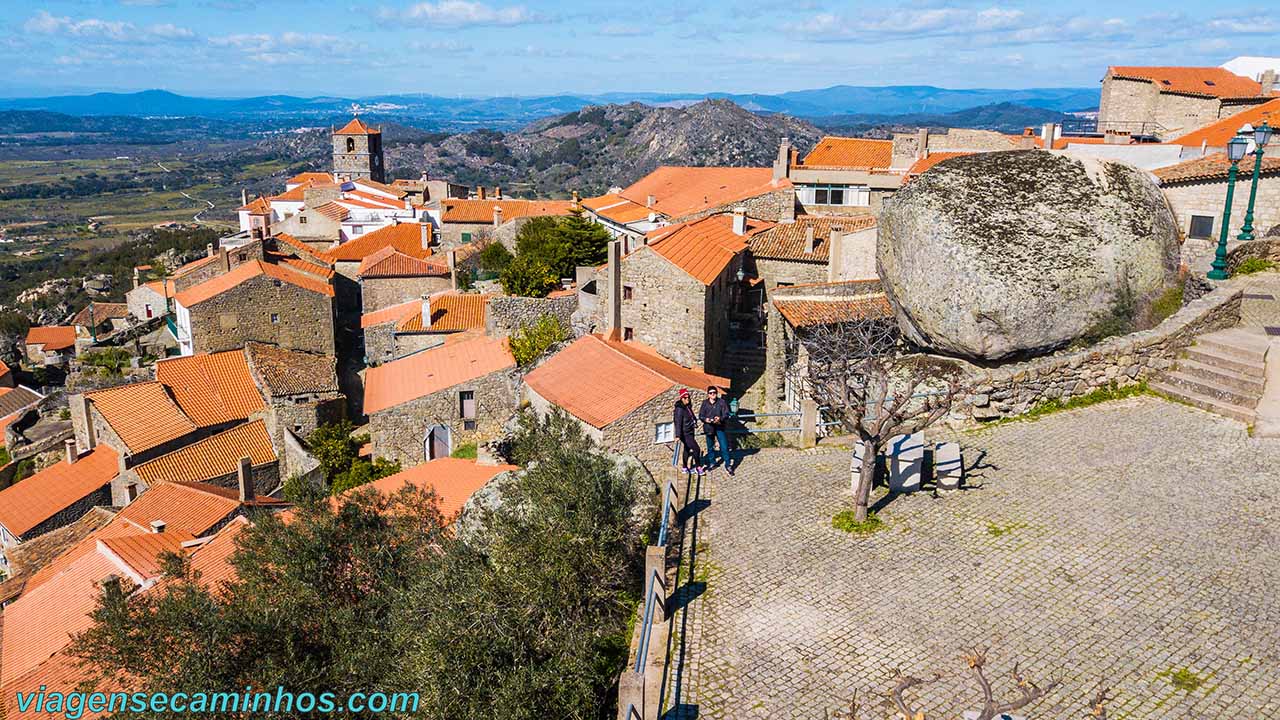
(785, 307), (965, 522)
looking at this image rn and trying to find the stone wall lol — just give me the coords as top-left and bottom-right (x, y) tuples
(360, 276), (451, 314)
(957, 285), (1242, 422)
(486, 294), (578, 336)
(173, 241), (263, 294)
(751, 258), (826, 292)
(266, 394), (344, 475)
(126, 283), (168, 321)
(1162, 173), (1280, 273)
(1226, 238), (1280, 272)
(600, 388), (684, 473)
(369, 369), (520, 466)
(619, 247), (713, 371)
(438, 221), (492, 247)
(188, 274), (335, 356)
(672, 188), (797, 225)
(19, 482), (113, 542)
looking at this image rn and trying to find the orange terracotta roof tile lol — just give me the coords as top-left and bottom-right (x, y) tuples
(134, 420), (276, 486)
(774, 294), (894, 328)
(321, 222), (433, 262)
(1172, 98), (1280, 147)
(1108, 66), (1265, 99)
(361, 299), (420, 329)
(99, 529), (194, 582)
(275, 232), (332, 263)
(357, 245), (449, 278)
(287, 171), (334, 186)
(244, 342), (339, 396)
(396, 293), (490, 333)
(525, 334), (725, 429)
(174, 259), (333, 307)
(335, 117), (379, 135)
(580, 193), (652, 224)
(277, 254), (336, 280)
(619, 166), (788, 220)
(905, 151), (974, 178)
(86, 382), (196, 453)
(364, 334), (514, 414)
(355, 457), (517, 519)
(799, 136), (894, 169)
(238, 195), (272, 213)
(0, 385), (42, 419)
(71, 302), (128, 328)
(440, 199), (575, 224)
(24, 326), (76, 351)
(351, 178), (404, 197)
(115, 482), (242, 537)
(154, 350), (266, 427)
(1154, 152), (1280, 183)
(0, 446), (118, 538)
(313, 201), (350, 221)
(141, 278), (177, 297)
(642, 214), (768, 285)
(748, 214), (876, 262)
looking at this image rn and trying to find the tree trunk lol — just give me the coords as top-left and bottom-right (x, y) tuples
(853, 438), (877, 522)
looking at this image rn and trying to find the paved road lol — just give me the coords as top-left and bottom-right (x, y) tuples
(665, 396), (1280, 719)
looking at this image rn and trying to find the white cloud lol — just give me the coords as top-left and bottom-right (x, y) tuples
(24, 10), (195, 43)
(599, 23), (645, 37)
(398, 1), (540, 27)
(211, 32), (344, 51)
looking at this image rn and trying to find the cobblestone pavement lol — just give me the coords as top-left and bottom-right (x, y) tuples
(1234, 271), (1280, 331)
(664, 396), (1280, 719)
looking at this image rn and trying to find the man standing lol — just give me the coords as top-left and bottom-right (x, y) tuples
(699, 385), (733, 475)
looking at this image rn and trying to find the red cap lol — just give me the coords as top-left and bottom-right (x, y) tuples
(678, 388), (690, 398)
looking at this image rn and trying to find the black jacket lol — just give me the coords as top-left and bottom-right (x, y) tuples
(673, 400), (699, 438)
(698, 397), (730, 430)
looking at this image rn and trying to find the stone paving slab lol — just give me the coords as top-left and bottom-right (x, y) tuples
(665, 396), (1280, 719)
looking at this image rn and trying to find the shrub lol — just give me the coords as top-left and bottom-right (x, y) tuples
(499, 253), (559, 298)
(307, 420), (401, 495)
(478, 242), (514, 275)
(79, 348), (132, 377)
(1233, 257), (1276, 276)
(509, 314), (569, 367)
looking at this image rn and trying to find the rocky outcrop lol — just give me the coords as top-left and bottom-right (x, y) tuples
(879, 151), (1180, 360)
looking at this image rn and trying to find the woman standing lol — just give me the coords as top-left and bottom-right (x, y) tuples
(673, 388), (705, 475)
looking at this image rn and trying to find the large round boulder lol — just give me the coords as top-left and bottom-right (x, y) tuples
(878, 151), (1179, 360)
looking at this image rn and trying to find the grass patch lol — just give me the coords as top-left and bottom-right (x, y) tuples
(832, 510), (885, 535)
(450, 442), (477, 459)
(983, 381), (1149, 427)
(1148, 285), (1184, 325)
(985, 520), (1028, 537)
(737, 431), (788, 449)
(1158, 666), (1207, 693)
(1233, 257), (1276, 276)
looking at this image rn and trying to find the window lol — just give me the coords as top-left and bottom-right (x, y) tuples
(299, 215), (308, 224)
(654, 422), (674, 443)
(144, 303), (153, 319)
(1189, 215), (1214, 240)
(623, 284), (634, 300)
(351, 226), (364, 235)
(624, 327), (634, 341)
(237, 252), (247, 262)
(270, 313), (280, 324)
(461, 232), (472, 242)
(346, 137), (356, 152)
(127, 484), (140, 502)
(460, 390), (477, 431)
(803, 184), (870, 207)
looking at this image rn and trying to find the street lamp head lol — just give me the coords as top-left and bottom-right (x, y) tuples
(1227, 132), (1250, 162)
(1256, 120), (1274, 149)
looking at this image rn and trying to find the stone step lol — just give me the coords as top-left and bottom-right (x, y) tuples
(1149, 380), (1258, 424)
(1183, 346), (1266, 378)
(1160, 370), (1261, 408)
(1197, 328), (1271, 363)
(1177, 358), (1268, 394)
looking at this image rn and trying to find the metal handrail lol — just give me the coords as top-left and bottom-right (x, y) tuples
(633, 566), (665, 673)
(735, 410), (803, 419)
(622, 703), (641, 720)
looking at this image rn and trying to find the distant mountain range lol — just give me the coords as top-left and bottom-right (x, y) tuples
(0, 86), (1100, 127)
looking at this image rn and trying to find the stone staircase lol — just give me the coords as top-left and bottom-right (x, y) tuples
(1151, 328), (1271, 424)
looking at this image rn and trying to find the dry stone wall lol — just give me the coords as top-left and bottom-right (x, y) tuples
(486, 294), (577, 336)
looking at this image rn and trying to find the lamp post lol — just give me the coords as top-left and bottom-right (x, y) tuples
(1237, 120), (1273, 242)
(1208, 131), (1252, 280)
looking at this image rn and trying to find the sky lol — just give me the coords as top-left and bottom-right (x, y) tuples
(0, 1), (1276, 98)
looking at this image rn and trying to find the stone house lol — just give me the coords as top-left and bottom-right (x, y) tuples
(128, 419), (282, 498)
(747, 215), (879, 296)
(357, 245), (455, 313)
(318, 220), (437, 314)
(72, 302), (129, 345)
(762, 281), (895, 414)
(1170, 97), (1280, 157)
(361, 292), (491, 366)
(0, 441), (118, 573)
(775, 137), (904, 215)
(524, 334), (728, 470)
(436, 196), (575, 247)
(1097, 66), (1276, 140)
(126, 277), (175, 322)
(333, 117), (385, 183)
(23, 326), (77, 365)
(364, 333), (518, 465)
(1155, 154), (1280, 272)
(581, 167), (795, 250)
(243, 341), (344, 456)
(170, 238), (265, 294)
(583, 213), (767, 374)
(173, 259), (336, 356)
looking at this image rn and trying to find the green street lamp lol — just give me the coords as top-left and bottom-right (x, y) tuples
(1208, 131), (1252, 280)
(1237, 120), (1273, 242)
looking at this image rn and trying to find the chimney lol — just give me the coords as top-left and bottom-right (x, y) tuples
(65, 438), (78, 465)
(420, 172), (429, 182)
(494, 186), (502, 199)
(827, 229), (845, 282)
(132, 266), (140, 289)
(237, 456), (254, 503)
(916, 128), (929, 160)
(477, 186), (486, 200)
(421, 222), (431, 250)
(804, 225), (816, 254)
(421, 294), (434, 329)
(773, 137), (792, 180)
(150, 520), (166, 534)
(1262, 69), (1276, 97)
(493, 206), (503, 227)
(732, 207), (747, 236)
(404, 198), (413, 211)
(241, 188), (248, 206)
(646, 194), (656, 209)
(1040, 122), (1056, 147)
(447, 250), (457, 290)
(77, 394), (96, 450)
(219, 247), (230, 272)
(606, 240), (622, 335)
(206, 243), (215, 258)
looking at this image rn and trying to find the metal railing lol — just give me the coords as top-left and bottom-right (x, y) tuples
(633, 471), (678, 674)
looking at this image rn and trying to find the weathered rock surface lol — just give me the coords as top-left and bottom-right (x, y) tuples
(878, 151), (1180, 360)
